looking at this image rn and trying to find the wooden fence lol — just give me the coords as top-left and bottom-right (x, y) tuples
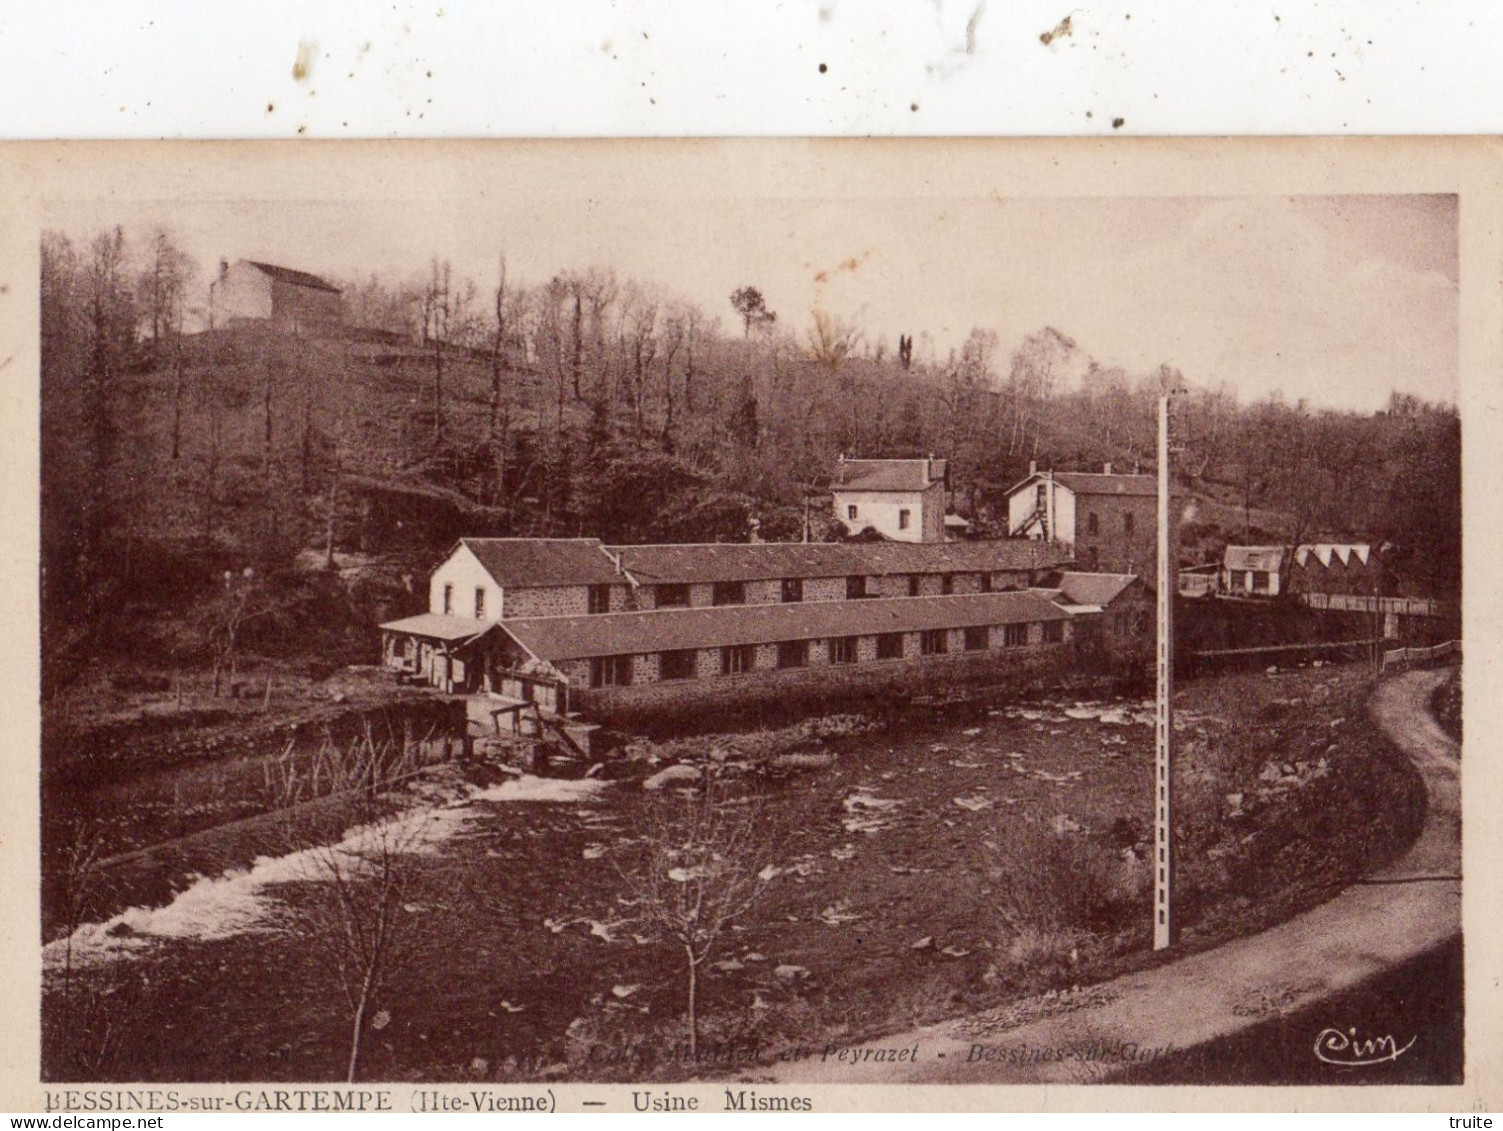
(1382, 639), (1461, 672)
(1191, 638), (1381, 661)
(1301, 592), (1445, 618)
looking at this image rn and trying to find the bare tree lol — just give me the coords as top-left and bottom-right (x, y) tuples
(619, 773), (772, 1059)
(80, 227), (135, 580)
(280, 746), (432, 1083)
(262, 324), (291, 489)
(805, 308), (863, 371)
(138, 231), (198, 460)
(672, 302), (709, 415)
(557, 267), (619, 404)
(137, 228), (195, 352)
(618, 282), (661, 428)
(488, 254), (524, 508)
(1005, 327), (1075, 458)
(43, 820), (136, 1081)
(422, 259), (452, 444)
(198, 364), (225, 548)
(489, 253), (511, 433)
(659, 304), (688, 451)
(48, 820), (108, 1032)
(202, 567), (288, 696)
(537, 276), (572, 438)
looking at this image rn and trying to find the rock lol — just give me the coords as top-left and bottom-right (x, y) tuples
(1225, 792), (1245, 817)
(587, 920), (624, 942)
(1050, 814), (1083, 835)
(910, 935), (935, 951)
(471, 1057), (489, 1076)
(940, 945), (972, 958)
(643, 763), (701, 791)
(611, 984), (640, 998)
(106, 921), (135, 937)
(773, 752), (834, 770)
(774, 964), (810, 982)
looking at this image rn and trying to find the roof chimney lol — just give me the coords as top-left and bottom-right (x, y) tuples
(218, 258), (230, 280)
(1104, 461), (1113, 475)
(926, 453), (934, 482)
(1029, 460), (1037, 476)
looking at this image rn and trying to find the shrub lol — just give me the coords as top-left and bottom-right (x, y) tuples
(1432, 667), (1461, 742)
(981, 819), (1147, 978)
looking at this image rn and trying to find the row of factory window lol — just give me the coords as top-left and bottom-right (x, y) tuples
(587, 620), (1064, 688)
(651, 572), (997, 609)
(444, 572), (1008, 620)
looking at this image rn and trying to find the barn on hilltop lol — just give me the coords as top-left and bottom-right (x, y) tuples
(209, 258), (344, 332)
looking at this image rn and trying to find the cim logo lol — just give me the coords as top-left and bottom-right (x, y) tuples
(1314, 1027), (1417, 1067)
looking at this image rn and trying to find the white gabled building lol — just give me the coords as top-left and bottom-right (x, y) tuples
(1003, 463), (1169, 586)
(830, 456), (948, 543)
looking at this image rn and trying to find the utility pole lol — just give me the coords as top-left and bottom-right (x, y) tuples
(1154, 388), (1182, 950)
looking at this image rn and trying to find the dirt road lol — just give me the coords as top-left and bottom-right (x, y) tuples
(762, 668), (1460, 1084)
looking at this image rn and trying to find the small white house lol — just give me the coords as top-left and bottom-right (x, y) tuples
(831, 457), (948, 543)
(1222, 545), (1288, 596)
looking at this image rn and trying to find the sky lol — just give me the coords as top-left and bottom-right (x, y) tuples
(47, 190), (1458, 413)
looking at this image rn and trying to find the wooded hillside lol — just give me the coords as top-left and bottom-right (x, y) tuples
(40, 226), (1461, 685)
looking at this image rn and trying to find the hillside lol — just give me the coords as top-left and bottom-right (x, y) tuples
(40, 229), (1461, 699)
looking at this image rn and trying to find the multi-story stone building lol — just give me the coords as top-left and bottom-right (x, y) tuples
(376, 535), (1114, 721)
(1005, 465), (1170, 587)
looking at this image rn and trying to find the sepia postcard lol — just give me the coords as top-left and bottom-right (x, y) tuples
(0, 138), (1497, 1114)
